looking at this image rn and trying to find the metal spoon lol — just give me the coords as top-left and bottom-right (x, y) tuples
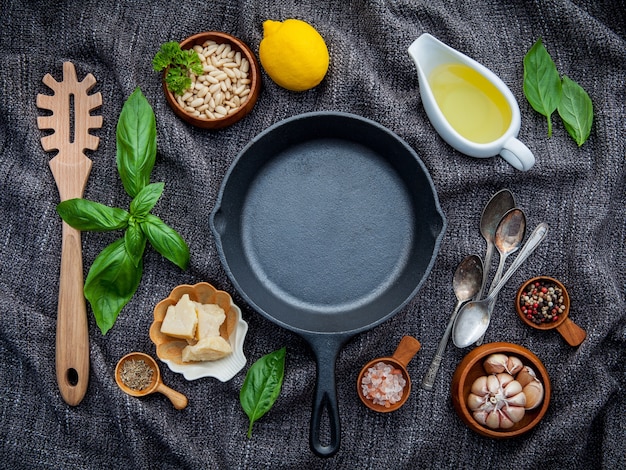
(476, 190), (515, 301)
(475, 208), (526, 345)
(422, 255), (483, 390)
(452, 222), (549, 348)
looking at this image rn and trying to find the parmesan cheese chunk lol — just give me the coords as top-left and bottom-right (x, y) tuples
(195, 302), (226, 340)
(181, 336), (233, 362)
(160, 294), (198, 340)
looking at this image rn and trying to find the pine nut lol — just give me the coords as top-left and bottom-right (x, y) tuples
(197, 86), (209, 98)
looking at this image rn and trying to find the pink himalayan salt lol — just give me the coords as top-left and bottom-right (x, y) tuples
(361, 361), (406, 407)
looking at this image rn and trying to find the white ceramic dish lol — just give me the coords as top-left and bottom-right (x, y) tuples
(149, 283), (248, 382)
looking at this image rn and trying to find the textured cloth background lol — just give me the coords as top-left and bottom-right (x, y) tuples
(1, 0), (625, 468)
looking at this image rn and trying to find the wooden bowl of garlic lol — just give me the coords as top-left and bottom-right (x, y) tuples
(162, 31), (261, 129)
(149, 282), (248, 381)
(451, 342), (551, 438)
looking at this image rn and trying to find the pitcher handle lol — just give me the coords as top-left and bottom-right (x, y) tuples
(500, 137), (535, 171)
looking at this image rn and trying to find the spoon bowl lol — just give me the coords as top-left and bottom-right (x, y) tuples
(115, 352), (188, 410)
(493, 208), (526, 272)
(358, 336), (421, 412)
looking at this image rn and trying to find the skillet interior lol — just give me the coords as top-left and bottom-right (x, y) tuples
(211, 112), (445, 335)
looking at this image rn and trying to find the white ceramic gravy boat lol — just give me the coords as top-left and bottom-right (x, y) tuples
(408, 33), (535, 171)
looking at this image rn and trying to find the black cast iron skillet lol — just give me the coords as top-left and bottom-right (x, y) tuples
(210, 112), (446, 457)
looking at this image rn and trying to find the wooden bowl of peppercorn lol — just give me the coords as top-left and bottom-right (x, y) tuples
(515, 276), (586, 347)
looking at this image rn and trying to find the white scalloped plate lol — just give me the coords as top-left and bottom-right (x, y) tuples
(149, 283), (248, 382)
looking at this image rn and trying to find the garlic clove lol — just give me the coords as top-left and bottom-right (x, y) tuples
(473, 409), (489, 426)
(501, 377), (522, 397)
(506, 356), (524, 376)
(470, 375), (488, 395)
(522, 380), (545, 410)
(498, 412), (516, 429)
(503, 403), (526, 423)
(516, 365), (539, 387)
(485, 410), (501, 429)
(467, 392), (487, 411)
(486, 374), (501, 394)
(495, 372), (515, 388)
(505, 390), (527, 408)
(483, 353), (509, 374)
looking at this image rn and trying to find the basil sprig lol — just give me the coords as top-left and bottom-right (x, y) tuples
(56, 88), (189, 334)
(523, 38), (593, 146)
(240, 347), (286, 438)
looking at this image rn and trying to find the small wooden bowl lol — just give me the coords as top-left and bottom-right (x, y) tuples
(357, 336), (421, 412)
(451, 342), (551, 438)
(515, 276), (586, 347)
(115, 352), (188, 409)
(162, 31), (261, 129)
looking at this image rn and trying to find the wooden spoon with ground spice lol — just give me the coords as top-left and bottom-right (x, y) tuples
(115, 352), (188, 409)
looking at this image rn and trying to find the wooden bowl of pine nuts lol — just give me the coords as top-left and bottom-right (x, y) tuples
(163, 31), (261, 129)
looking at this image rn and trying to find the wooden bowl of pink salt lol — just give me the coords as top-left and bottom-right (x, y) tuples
(357, 336), (421, 412)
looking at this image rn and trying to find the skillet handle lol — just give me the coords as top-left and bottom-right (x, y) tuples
(306, 334), (348, 458)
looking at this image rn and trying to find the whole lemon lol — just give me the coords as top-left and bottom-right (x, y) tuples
(259, 19), (329, 92)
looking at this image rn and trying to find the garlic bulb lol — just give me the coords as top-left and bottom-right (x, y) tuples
(516, 365), (545, 410)
(468, 373), (526, 429)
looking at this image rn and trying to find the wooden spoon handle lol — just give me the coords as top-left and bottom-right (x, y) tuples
(156, 382), (188, 410)
(392, 335), (421, 368)
(556, 317), (586, 347)
(56, 221), (90, 405)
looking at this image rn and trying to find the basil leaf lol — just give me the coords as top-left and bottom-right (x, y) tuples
(523, 39), (562, 136)
(557, 75), (593, 147)
(240, 347), (286, 438)
(56, 198), (129, 231)
(130, 182), (164, 217)
(124, 221), (147, 267)
(140, 213), (190, 270)
(116, 88), (157, 198)
(84, 238), (143, 335)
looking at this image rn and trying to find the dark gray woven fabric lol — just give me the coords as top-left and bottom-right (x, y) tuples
(1, 0), (624, 468)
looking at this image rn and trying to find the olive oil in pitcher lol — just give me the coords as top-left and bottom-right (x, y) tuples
(428, 63), (512, 144)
